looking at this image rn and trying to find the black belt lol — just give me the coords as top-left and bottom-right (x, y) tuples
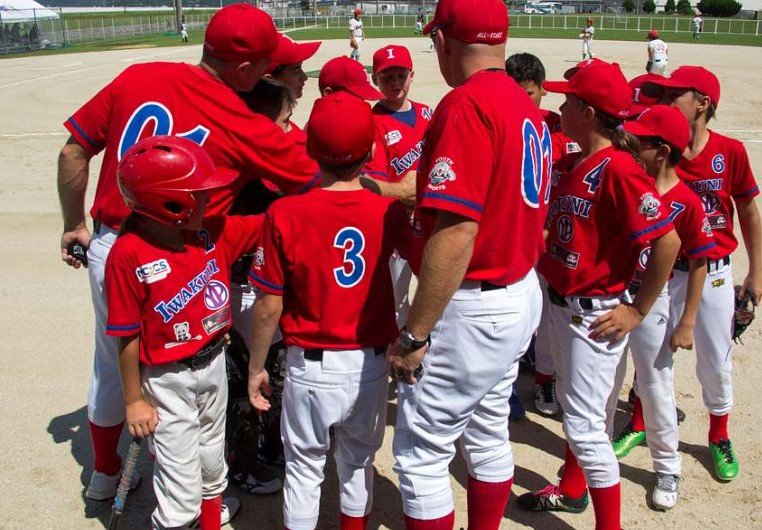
(481, 281), (505, 291)
(178, 335), (226, 370)
(304, 346), (386, 361)
(547, 284), (594, 310)
(674, 255), (729, 273)
(628, 284), (641, 297)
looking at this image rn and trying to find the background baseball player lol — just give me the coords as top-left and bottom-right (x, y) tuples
(646, 29), (669, 75)
(106, 136), (264, 529)
(692, 14), (703, 39)
(181, 19), (189, 43)
(57, 4), (317, 514)
(387, 1), (550, 527)
(349, 8), (364, 61)
(517, 61), (680, 530)
(643, 66), (762, 481)
(581, 17), (595, 60)
(248, 93), (412, 530)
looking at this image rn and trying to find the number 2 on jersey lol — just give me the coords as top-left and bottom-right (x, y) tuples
(333, 227), (366, 288)
(521, 120), (552, 207)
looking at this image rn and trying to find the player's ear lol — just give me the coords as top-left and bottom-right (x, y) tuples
(371, 73), (378, 86)
(541, 86), (548, 97)
(409, 70), (415, 82)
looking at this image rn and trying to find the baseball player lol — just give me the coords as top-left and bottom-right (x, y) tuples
(517, 61), (680, 530)
(181, 19), (189, 43)
(608, 105), (716, 511)
(247, 94), (413, 530)
(349, 8), (364, 61)
(387, 0), (550, 527)
(581, 17), (595, 60)
(415, 14), (424, 35)
(646, 29), (669, 75)
(642, 66), (762, 481)
(105, 136), (264, 529)
(57, 3), (317, 511)
(692, 14), (703, 39)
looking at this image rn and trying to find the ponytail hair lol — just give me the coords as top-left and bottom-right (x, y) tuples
(597, 111), (641, 163)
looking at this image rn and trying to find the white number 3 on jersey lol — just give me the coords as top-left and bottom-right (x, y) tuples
(333, 227), (366, 288)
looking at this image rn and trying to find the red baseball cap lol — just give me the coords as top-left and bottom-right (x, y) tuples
(544, 61), (632, 119)
(307, 93), (376, 165)
(423, 0), (509, 45)
(623, 104), (690, 153)
(204, 3), (278, 63)
(628, 73), (665, 115)
(373, 45), (413, 74)
(267, 33), (321, 73)
(354, 8), (362, 15)
(648, 29), (660, 39)
(563, 57), (604, 80)
(641, 65), (721, 108)
(318, 56), (383, 100)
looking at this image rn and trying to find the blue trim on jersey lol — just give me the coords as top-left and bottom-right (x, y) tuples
(421, 192), (484, 213)
(362, 169), (391, 181)
(248, 271), (284, 293)
(685, 241), (717, 256)
(735, 185), (759, 199)
(297, 173), (321, 195)
(630, 218), (672, 240)
(66, 117), (103, 151)
(374, 103), (417, 129)
(107, 323), (141, 332)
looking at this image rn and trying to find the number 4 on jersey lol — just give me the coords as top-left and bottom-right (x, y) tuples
(333, 227), (366, 288)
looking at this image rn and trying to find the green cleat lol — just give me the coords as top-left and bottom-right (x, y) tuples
(710, 439), (739, 481)
(612, 423), (646, 459)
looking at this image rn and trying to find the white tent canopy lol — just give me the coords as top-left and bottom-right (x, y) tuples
(0, 0), (59, 23)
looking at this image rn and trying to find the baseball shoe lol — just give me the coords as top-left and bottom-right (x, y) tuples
(534, 381), (560, 416)
(676, 406), (686, 424)
(189, 496), (241, 528)
(651, 473), (681, 511)
(509, 388), (526, 420)
(85, 468), (141, 501)
(611, 423), (646, 459)
(517, 484), (588, 513)
(232, 466), (283, 495)
(709, 439), (739, 481)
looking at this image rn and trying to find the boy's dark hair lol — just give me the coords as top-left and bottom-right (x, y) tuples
(319, 157), (369, 182)
(239, 77), (296, 122)
(505, 53), (546, 86)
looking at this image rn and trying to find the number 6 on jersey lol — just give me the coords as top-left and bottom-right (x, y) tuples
(333, 227), (366, 288)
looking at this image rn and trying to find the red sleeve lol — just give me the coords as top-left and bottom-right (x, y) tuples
(729, 141), (759, 202)
(104, 244), (142, 337)
(364, 131), (391, 180)
(418, 102), (491, 222)
(385, 201), (415, 261)
(680, 204), (717, 259)
(64, 69), (124, 154)
(221, 214), (265, 263)
(248, 211), (285, 295)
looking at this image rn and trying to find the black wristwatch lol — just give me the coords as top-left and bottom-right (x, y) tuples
(398, 327), (430, 350)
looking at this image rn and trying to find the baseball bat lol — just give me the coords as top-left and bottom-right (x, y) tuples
(107, 437), (142, 530)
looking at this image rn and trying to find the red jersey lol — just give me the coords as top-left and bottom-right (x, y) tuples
(413, 70), (550, 285)
(539, 146), (674, 296)
(632, 180), (717, 285)
(65, 62), (318, 229)
(366, 100), (434, 182)
(287, 121), (307, 147)
(541, 109), (580, 163)
(676, 130), (758, 256)
(105, 216), (262, 365)
(249, 188), (412, 349)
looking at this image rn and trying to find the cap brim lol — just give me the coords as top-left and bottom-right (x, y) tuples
(563, 66), (582, 80)
(346, 83), (384, 100)
(197, 168), (238, 190)
(423, 19), (438, 35)
(374, 60), (413, 74)
(622, 120), (656, 138)
(543, 80), (573, 94)
(640, 77), (692, 99)
(269, 40), (321, 72)
(626, 103), (650, 119)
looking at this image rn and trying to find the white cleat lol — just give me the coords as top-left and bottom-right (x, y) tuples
(534, 381), (560, 416)
(85, 469), (141, 501)
(652, 473), (680, 511)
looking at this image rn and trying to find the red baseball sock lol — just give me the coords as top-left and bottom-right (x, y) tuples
(199, 495), (222, 530)
(403, 511), (454, 530)
(709, 413), (729, 444)
(88, 420), (123, 475)
(466, 475), (513, 530)
(535, 372), (555, 385)
(589, 483), (621, 530)
(341, 513), (369, 530)
(558, 443), (587, 498)
(631, 396), (645, 432)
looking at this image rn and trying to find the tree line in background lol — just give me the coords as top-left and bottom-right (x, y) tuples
(622, 0), (741, 15)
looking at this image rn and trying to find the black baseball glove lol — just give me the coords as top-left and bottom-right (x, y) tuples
(733, 285), (755, 343)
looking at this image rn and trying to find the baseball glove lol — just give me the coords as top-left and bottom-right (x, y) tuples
(733, 285), (756, 343)
(646, 60), (653, 73)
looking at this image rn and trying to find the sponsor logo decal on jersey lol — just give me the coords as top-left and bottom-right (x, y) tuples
(550, 242), (580, 269)
(391, 140), (424, 176)
(701, 217), (713, 235)
(204, 280), (229, 310)
(385, 130), (402, 146)
(136, 259), (171, 284)
(712, 154), (726, 174)
(638, 193), (662, 221)
(566, 141), (581, 154)
(557, 215), (574, 243)
(202, 306), (231, 335)
(427, 157), (457, 189)
(174, 321), (191, 342)
(153, 260), (220, 323)
(700, 192), (721, 214)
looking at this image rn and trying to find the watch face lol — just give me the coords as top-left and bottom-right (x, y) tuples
(398, 332), (413, 349)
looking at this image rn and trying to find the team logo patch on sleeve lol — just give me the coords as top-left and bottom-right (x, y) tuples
(253, 246), (265, 268)
(385, 130), (402, 146)
(638, 193), (662, 221)
(566, 141), (581, 154)
(136, 259), (171, 284)
(428, 157), (456, 190)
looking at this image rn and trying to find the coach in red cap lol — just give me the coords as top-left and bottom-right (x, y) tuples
(387, 0), (550, 527)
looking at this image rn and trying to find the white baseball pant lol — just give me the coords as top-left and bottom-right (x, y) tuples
(142, 351), (228, 529)
(671, 259), (734, 415)
(350, 38), (362, 60)
(86, 224), (124, 427)
(582, 39), (593, 58)
(281, 346), (388, 530)
(393, 271), (542, 520)
(230, 282), (282, 354)
(390, 253), (413, 326)
(649, 59), (669, 76)
(550, 293), (629, 489)
(534, 274), (558, 377)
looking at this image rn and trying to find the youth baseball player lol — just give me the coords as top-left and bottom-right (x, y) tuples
(247, 94), (413, 530)
(181, 20), (189, 43)
(646, 29), (669, 75)
(609, 105), (716, 510)
(643, 66), (762, 481)
(692, 15), (703, 39)
(517, 61), (680, 530)
(57, 4), (318, 513)
(581, 17), (595, 60)
(387, 0), (550, 527)
(105, 136), (264, 529)
(349, 8), (364, 61)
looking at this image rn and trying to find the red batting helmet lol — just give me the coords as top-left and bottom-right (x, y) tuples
(117, 136), (237, 226)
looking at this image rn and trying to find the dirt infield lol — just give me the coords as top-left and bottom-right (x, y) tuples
(1, 37), (761, 529)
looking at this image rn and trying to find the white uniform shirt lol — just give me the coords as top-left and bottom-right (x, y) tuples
(693, 16), (702, 30)
(648, 39), (668, 61)
(350, 18), (364, 41)
(584, 25), (595, 40)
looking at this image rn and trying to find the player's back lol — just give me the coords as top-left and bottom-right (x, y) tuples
(254, 187), (410, 349)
